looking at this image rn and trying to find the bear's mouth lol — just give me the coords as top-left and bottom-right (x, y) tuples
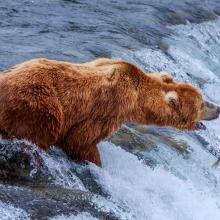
(195, 121), (206, 130)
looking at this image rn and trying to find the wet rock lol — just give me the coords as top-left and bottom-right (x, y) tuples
(109, 125), (190, 153)
(0, 140), (48, 181)
(109, 125), (157, 153)
(0, 183), (124, 219)
(73, 166), (109, 197)
(133, 125), (192, 152)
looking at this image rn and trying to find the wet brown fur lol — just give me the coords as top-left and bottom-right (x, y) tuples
(0, 58), (205, 166)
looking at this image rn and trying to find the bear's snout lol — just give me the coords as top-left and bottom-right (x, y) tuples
(200, 101), (220, 121)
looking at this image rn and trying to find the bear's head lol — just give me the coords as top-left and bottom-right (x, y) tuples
(137, 80), (220, 130)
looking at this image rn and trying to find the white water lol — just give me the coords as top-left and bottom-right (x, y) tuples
(0, 201), (29, 220)
(90, 142), (220, 220)
(51, 212), (98, 220)
(41, 147), (86, 190)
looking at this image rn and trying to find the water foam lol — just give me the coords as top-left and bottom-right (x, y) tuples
(90, 142), (220, 220)
(41, 147), (86, 190)
(50, 212), (98, 220)
(0, 201), (30, 220)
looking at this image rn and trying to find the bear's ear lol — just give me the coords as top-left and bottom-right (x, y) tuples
(165, 91), (178, 108)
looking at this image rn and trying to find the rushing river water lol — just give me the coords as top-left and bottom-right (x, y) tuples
(1, 0), (220, 219)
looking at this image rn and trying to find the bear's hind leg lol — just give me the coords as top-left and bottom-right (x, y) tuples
(0, 85), (64, 150)
(4, 108), (63, 151)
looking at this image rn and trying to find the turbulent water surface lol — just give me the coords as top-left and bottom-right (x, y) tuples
(1, 0), (220, 219)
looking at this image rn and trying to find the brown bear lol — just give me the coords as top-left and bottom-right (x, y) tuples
(0, 58), (219, 166)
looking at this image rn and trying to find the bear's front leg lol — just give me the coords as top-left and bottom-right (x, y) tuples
(67, 144), (101, 166)
(62, 124), (104, 166)
(78, 144), (101, 166)
(62, 132), (102, 166)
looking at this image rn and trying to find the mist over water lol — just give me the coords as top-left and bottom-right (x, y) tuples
(1, 0), (220, 219)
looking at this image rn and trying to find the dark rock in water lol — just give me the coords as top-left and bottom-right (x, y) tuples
(110, 125), (190, 154)
(0, 139), (129, 219)
(109, 125), (157, 153)
(73, 166), (109, 197)
(0, 140), (48, 181)
(0, 183), (121, 219)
